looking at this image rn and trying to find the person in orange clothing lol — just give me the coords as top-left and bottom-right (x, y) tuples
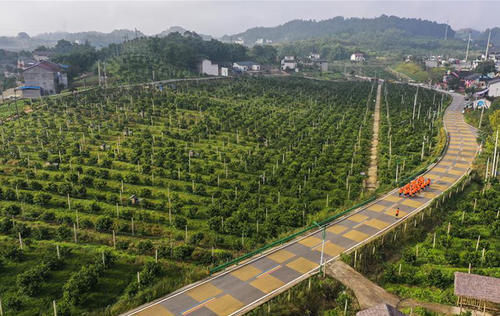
(395, 208), (400, 217)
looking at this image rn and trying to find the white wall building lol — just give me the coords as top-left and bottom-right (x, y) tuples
(350, 53), (365, 62)
(220, 67), (229, 77)
(233, 61), (260, 72)
(199, 59), (219, 76)
(488, 79), (500, 98)
(281, 56), (297, 71)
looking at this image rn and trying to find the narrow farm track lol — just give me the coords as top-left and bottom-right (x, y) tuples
(366, 81), (381, 190)
(123, 92), (478, 316)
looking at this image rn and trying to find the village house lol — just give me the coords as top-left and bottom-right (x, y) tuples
(356, 303), (406, 316)
(21, 60), (68, 96)
(488, 78), (500, 98)
(199, 59), (219, 76)
(350, 53), (365, 62)
(233, 61), (261, 72)
(281, 56), (297, 71)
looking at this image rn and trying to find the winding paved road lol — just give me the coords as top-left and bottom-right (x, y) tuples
(123, 91), (478, 316)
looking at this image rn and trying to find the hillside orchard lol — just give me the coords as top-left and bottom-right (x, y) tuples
(0, 77), (447, 314)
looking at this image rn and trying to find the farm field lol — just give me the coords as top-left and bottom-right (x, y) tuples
(378, 82), (450, 188)
(0, 77), (379, 314)
(0, 77), (451, 315)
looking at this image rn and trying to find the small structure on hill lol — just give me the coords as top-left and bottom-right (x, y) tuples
(356, 303), (406, 316)
(199, 59), (219, 76)
(233, 61), (260, 72)
(281, 56), (297, 71)
(488, 78), (500, 97)
(351, 53), (365, 62)
(454, 272), (500, 313)
(22, 60), (68, 95)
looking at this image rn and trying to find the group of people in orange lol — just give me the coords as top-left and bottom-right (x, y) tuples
(399, 176), (431, 197)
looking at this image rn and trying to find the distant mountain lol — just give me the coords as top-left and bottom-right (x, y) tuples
(156, 26), (213, 41)
(33, 29), (143, 48)
(0, 29), (142, 51)
(222, 15), (454, 45)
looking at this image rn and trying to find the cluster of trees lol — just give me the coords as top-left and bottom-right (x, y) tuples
(225, 15), (455, 44)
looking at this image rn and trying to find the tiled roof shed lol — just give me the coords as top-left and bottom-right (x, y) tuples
(454, 272), (500, 304)
(356, 304), (407, 316)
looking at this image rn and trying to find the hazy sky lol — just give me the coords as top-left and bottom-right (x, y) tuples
(1, 1), (499, 37)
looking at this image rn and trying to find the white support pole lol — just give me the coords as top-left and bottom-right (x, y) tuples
(53, 300), (57, 316)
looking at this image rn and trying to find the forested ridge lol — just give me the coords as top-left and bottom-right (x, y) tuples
(223, 15), (454, 44)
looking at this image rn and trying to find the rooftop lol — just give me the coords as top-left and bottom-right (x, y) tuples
(234, 61), (259, 67)
(356, 304), (406, 316)
(24, 60), (65, 73)
(454, 272), (500, 304)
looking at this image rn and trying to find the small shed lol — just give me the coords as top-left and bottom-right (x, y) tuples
(356, 304), (406, 316)
(454, 272), (500, 313)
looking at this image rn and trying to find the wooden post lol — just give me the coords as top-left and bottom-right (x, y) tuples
(475, 235), (481, 251)
(18, 232), (23, 249)
(0, 297), (3, 316)
(53, 300), (57, 316)
(354, 249), (357, 267)
(481, 248), (486, 262)
(468, 263), (471, 273)
(56, 245), (60, 259)
(344, 298), (348, 315)
(137, 271), (141, 285)
(155, 249), (158, 263)
(185, 225), (188, 242)
(447, 222), (451, 235)
(73, 223), (77, 243)
(433, 232), (436, 248)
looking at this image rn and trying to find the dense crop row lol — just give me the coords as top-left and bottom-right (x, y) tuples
(378, 82), (449, 186)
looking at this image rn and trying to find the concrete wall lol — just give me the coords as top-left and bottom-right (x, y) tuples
(24, 67), (56, 95)
(489, 82), (500, 97)
(201, 59), (219, 76)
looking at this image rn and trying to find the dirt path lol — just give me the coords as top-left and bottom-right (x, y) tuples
(326, 261), (493, 315)
(366, 81), (381, 191)
(326, 260), (399, 309)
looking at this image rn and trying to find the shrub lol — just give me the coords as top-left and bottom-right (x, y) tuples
(172, 245), (194, 260)
(95, 216), (113, 232)
(174, 216), (187, 230)
(137, 240), (154, 254)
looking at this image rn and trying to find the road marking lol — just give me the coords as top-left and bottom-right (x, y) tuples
(182, 297), (217, 315)
(250, 273), (285, 293)
(268, 249), (296, 264)
(231, 264), (262, 281)
(186, 283), (222, 302)
(343, 230), (369, 242)
(205, 294), (244, 316)
(286, 257), (318, 274)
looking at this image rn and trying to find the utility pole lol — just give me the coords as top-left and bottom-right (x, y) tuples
(465, 33), (471, 63)
(485, 30), (492, 60)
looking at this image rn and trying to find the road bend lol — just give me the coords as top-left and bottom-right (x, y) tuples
(123, 92), (477, 316)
